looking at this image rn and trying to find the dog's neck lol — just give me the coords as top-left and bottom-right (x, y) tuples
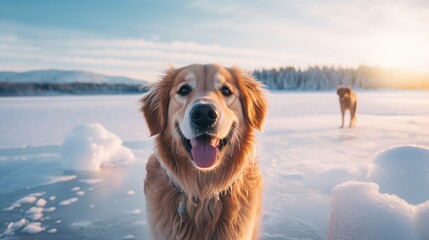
(165, 160), (244, 201)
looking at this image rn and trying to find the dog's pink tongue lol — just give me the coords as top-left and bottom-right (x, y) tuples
(190, 136), (219, 168)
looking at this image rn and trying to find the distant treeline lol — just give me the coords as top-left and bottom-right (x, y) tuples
(253, 65), (429, 90)
(0, 83), (149, 96)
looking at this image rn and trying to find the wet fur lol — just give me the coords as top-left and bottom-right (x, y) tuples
(141, 64), (266, 239)
(337, 86), (357, 128)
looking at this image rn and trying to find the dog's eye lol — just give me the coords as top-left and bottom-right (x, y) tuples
(221, 86), (232, 97)
(177, 85), (192, 96)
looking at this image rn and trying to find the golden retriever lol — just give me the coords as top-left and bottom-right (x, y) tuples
(337, 86), (357, 128)
(141, 64), (267, 240)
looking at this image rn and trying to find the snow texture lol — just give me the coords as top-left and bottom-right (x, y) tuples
(327, 181), (429, 240)
(368, 145), (429, 204)
(35, 198), (47, 207)
(123, 234), (136, 239)
(59, 198), (79, 206)
(21, 222), (45, 234)
(3, 194), (39, 211)
(61, 123), (135, 171)
(25, 207), (44, 220)
(1, 218), (28, 237)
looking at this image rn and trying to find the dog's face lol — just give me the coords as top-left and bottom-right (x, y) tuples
(142, 64), (266, 172)
(337, 87), (351, 100)
(169, 65), (243, 169)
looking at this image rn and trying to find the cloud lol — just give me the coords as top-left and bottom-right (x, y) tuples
(1, 0), (428, 78)
(0, 28), (304, 80)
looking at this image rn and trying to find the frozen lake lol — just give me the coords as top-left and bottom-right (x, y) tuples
(1, 91), (429, 239)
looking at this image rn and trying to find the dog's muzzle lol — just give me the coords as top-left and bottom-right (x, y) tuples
(190, 104), (218, 134)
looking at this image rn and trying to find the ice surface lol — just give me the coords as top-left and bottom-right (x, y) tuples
(61, 123), (135, 171)
(125, 209), (142, 216)
(327, 181), (429, 240)
(123, 234), (136, 239)
(0, 92), (428, 239)
(368, 145), (429, 204)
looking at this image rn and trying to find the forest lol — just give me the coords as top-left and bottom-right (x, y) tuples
(253, 65), (429, 90)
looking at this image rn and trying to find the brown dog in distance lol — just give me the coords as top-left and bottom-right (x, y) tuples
(337, 86), (357, 128)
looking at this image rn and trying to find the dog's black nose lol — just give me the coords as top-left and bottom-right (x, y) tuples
(190, 104), (218, 129)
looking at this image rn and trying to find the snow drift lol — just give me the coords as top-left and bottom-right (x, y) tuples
(327, 181), (429, 240)
(327, 145), (429, 240)
(368, 145), (429, 204)
(61, 123), (135, 171)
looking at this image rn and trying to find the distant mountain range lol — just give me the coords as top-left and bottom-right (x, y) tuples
(0, 70), (145, 85)
(0, 70), (147, 96)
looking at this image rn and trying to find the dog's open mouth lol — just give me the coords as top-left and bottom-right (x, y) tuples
(179, 127), (233, 168)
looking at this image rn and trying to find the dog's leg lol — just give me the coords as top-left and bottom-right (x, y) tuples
(341, 109), (345, 128)
(350, 101), (357, 128)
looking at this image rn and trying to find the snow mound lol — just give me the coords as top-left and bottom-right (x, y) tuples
(327, 181), (429, 240)
(368, 145), (429, 204)
(61, 123), (135, 171)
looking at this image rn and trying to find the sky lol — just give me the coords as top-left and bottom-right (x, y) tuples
(1, 0), (429, 81)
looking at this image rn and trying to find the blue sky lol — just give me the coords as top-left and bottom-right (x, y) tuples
(1, 0), (428, 80)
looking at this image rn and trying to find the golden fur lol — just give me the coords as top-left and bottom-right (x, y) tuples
(337, 86), (357, 128)
(141, 64), (267, 240)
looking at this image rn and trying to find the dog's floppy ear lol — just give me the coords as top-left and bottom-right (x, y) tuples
(232, 66), (267, 131)
(141, 67), (177, 136)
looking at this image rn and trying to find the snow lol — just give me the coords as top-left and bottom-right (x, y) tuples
(76, 191), (85, 196)
(125, 209), (141, 216)
(70, 187), (80, 191)
(368, 145), (429, 204)
(61, 123), (135, 171)
(123, 234), (136, 239)
(59, 198), (79, 206)
(25, 207), (44, 220)
(3, 195), (38, 211)
(1, 218), (28, 236)
(46, 175), (77, 185)
(48, 228), (58, 233)
(327, 181), (429, 240)
(35, 198), (47, 207)
(21, 222), (45, 234)
(80, 178), (103, 184)
(127, 190), (135, 196)
(326, 145), (429, 239)
(0, 92), (428, 239)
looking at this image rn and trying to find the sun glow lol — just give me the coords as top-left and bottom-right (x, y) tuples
(371, 34), (428, 72)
